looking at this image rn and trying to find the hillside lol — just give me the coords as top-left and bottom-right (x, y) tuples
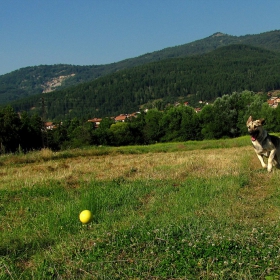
(0, 29), (280, 105)
(9, 44), (280, 121)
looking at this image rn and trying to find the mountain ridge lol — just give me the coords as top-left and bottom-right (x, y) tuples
(1, 29), (280, 106)
(9, 44), (280, 121)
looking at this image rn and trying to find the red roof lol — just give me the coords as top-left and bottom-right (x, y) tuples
(114, 115), (127, 121)
(88, 118), (102, 123)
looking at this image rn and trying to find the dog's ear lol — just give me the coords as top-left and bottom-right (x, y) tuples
(260, 118), (265, 125)
(246, 116), (253, 125)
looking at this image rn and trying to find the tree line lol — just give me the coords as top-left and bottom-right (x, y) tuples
(1, 91), (280, 154)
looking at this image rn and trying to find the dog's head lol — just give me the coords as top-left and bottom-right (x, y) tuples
(246, 116), (265, 141)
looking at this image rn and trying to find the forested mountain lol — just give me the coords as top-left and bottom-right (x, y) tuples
(0, 29), (280, 105)
(9, 44), (280, 121)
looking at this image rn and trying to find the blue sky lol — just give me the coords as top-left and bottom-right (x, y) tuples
(1, 0), (280, 75)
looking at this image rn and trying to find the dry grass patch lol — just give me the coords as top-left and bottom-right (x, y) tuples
(82, 146), (250, 181)
(0, 146), (250, 190)
(1, 143), (279, 227)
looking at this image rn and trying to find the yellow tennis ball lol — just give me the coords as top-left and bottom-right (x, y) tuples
(79, 210), (93, 224)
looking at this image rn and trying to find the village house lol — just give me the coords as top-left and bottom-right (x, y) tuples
(88, 117), (102, 127)
(87, 112), (141, 127)
(127, 112), (140, 118)
(44, 122), (56, 130)
(114, 114), (128, 122)
(114, 112), (141, 122)
(267, 97), (280, 108)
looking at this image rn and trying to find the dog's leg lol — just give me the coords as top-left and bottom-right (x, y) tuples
(267, 149), (276, 172)
(256, 153), (267, 169)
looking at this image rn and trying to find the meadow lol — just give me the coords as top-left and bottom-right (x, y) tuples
(1, 137), (280, 279)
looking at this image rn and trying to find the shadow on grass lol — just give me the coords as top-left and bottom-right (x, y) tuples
(0, 236), (55, 258)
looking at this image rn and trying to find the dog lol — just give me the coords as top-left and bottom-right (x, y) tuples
(246, 116), (280, 172)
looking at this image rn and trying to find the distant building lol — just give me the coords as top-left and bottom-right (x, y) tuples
(44, 122), (56, 130)
(114, 114), (128, 122)
(267, 97), (279, 108)
(88, 118), (102, 127)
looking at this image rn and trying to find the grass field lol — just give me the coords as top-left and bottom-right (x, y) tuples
(1, 137), (280, 279)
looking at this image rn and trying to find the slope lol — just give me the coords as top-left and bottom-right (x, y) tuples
(0, 30), (280, 105)
(9, 44), (280, 121)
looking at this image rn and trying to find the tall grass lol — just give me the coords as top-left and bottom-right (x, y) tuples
(1, 138), (280, 279)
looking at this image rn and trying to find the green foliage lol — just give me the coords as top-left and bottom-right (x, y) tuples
(199, 91), (269, 139)
(47, 123), (69, 151)
(160, 105), (201, 142)
(1, 90), (279, 152)
(180, 105), (201, 140)
(143, 109), (164, 143)
(20, 112), (43, 150)
(109, 122), (134, 146)
(0, 106), (22, 152)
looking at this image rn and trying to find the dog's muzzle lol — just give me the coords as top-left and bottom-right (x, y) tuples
(249, 130), (259, 141)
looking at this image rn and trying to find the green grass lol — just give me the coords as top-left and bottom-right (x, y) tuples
(1, 138), (280, 279)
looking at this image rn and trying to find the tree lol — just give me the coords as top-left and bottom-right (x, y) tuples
(200, 95), (237, 139)
(110, 122), (134, 146)
(143, 109), (163, 143)
(160, 106), (188, 142)
(272, 105), (280, 132)
(68, 125), (92, 148)
(92, 118), (115, 145)
(155, 105), (202, 142)
(0, 106), (21, 153)
(180, 106), (201, 140)
(19, 112), (43, 151)
(126, 112), (145, 145)
(260, 102), (277, 133)
(47, 122), (69, 151)
(199, 105), (216, 139)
